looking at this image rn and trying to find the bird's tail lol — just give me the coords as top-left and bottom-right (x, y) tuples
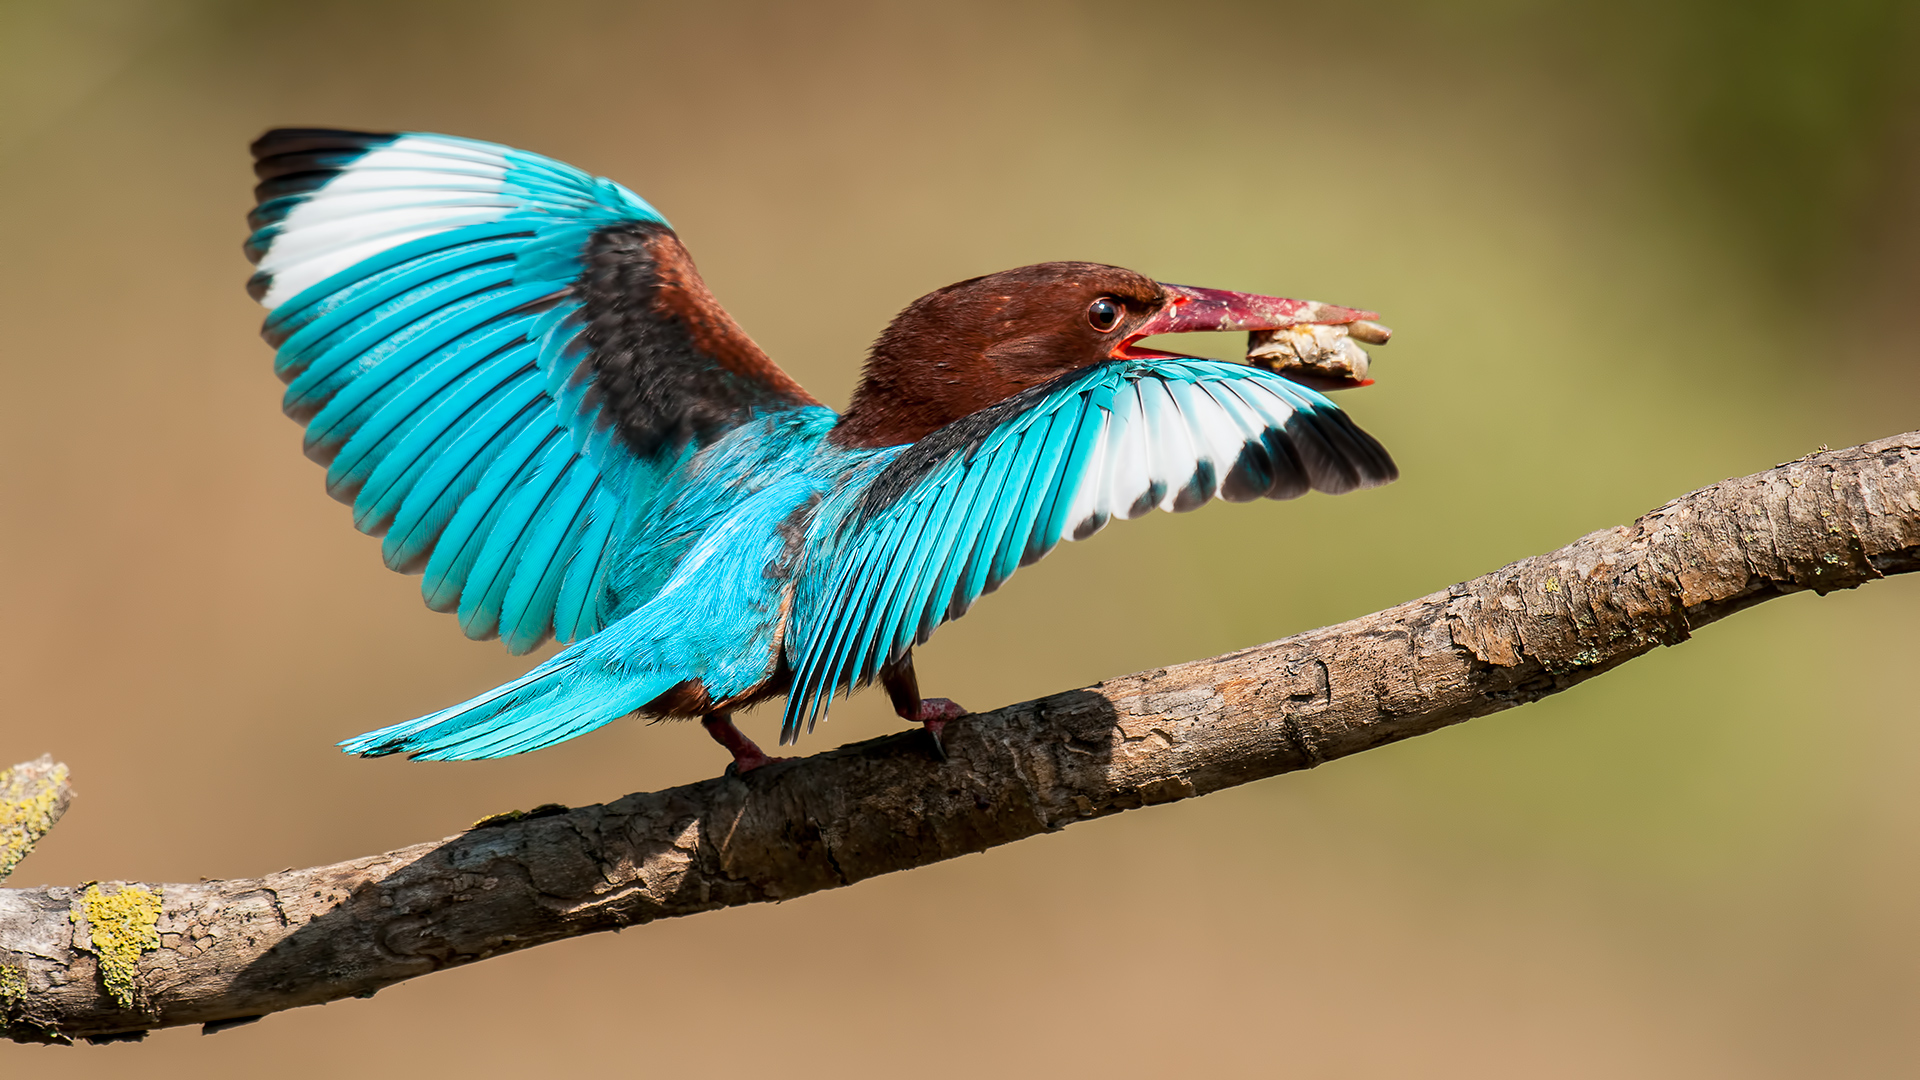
(339, 649), (680, 761)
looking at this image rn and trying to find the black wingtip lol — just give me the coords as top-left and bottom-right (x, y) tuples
(250, 129), (402, 185)
(250, 127), (397, 163)
(1281, 407), (1398, 496)
(1319, 408), (1399, 488)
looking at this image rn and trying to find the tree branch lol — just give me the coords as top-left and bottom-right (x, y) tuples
(1, 757), (73, 886)
(4, 432), (1916, 1044)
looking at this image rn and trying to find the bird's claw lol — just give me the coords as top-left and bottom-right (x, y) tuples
(912, 698), (966, 761)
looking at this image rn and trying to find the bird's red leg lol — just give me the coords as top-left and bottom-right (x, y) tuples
(701, 711), (785, 774)
(880, 652), (966, 758)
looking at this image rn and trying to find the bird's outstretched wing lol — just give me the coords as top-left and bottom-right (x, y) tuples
(246, 129), (816, 654)
(783, 359), (1396, 739)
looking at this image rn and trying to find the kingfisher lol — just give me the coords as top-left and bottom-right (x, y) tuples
(243, 129), (1397, 772)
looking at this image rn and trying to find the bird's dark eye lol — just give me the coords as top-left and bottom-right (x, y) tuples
(1087, 297), (1124, 332)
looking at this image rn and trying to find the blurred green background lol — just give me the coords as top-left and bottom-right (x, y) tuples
(2, 0), (1916, 1074)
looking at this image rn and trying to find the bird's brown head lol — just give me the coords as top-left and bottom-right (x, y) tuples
(831, 261), (1375, 448)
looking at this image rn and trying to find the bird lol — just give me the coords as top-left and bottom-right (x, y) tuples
(242, 128), (1398, 773)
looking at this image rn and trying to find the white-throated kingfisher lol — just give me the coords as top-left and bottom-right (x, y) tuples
(243, 129), (1398, 772)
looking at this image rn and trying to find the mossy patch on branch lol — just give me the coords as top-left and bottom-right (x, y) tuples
(70, 884), (162, 1012)
(471, 802), (570, 830)
(0, 960), (27, 1010)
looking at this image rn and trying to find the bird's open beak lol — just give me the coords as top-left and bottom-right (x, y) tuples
(1113, 283), (1377, 366)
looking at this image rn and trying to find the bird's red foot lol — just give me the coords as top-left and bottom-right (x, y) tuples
(912, 697), (967, 738)
(908, 697), (967, 758)
(702, 713), (789, 775)
(877, 653), (967, 761)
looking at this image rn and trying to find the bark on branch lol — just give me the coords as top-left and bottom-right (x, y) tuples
(4, 432), (1917, 1044)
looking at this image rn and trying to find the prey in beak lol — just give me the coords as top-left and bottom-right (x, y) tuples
(1117, 283), (1391, 391)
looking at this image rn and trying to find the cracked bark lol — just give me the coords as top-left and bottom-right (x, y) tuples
(3, 432), (1916, 1044)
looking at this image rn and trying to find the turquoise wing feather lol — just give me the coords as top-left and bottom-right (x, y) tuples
(783, 359), (1396, 739)
(245, 129), (804, 655)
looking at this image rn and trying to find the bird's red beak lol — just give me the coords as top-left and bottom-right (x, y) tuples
(1113, 283), (1377, 361)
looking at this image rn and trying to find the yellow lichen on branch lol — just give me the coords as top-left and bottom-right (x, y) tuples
(0, 755), (73, 884)
(70, 884), (162, 1012)
(0, 961), (26, 1011)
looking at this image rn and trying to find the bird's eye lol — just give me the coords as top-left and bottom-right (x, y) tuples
(1087, 297), (1124, 332)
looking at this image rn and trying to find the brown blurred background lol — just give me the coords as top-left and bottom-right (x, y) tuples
(2, 0), (1918, 1074)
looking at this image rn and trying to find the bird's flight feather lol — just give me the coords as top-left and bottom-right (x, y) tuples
(782, 359), (1393, 739)
(246, 129), (814, 656)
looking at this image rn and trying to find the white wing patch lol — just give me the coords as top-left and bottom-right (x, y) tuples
(255, 136), (516, 307)
(1059, 372), (1307, 543)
